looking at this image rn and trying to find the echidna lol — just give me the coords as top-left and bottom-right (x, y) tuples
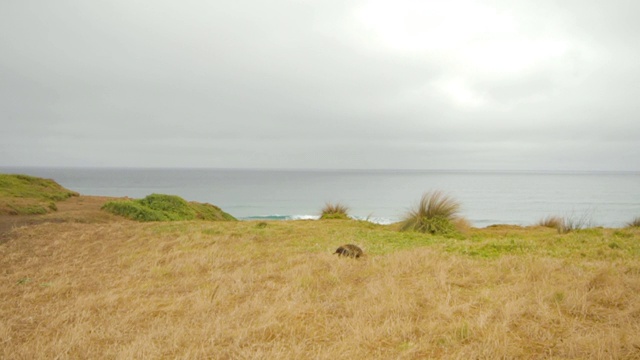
(334, 244), (363, 258)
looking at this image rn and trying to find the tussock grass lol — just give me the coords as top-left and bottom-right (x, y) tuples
(320, 202), (350, 220)
(537, 215), (564, 230)
(538, 214), (593, 234)
(0, 174), (78, 215)
(627, 217), (640, 228)
(560, 215), (592, 233)
(102, 194), (236, 222)
(2, 220), (640, 358)
(400, 191), (464, 235)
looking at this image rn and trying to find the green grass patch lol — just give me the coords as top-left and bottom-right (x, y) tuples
(102, 193), (236, 222)
(137, 218), (640, 261)
(0, 174), (79, 215)
(188, 201), (237, 221)
(8, 203), (49, 215)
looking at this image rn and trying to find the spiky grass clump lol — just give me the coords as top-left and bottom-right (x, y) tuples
(626, 217), (640, 228)
(537, 214), (592, 234)
(400, 191), (462, 235)
(320, 202), (350, 220)
(537, 216), (564, 230)
(560, 215), (592, 233)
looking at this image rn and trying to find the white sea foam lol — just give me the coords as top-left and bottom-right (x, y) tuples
(350, 215), (396, 225)
(291, 215), (320, 220)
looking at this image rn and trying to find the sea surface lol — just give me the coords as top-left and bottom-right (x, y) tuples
(3, 167), (640, 228)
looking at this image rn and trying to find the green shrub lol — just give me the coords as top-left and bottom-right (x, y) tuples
(400, 191), (463, 235)
(320, 203), (350, 220)
(102, 194), (236, 222)
(101, 200), (170, 221)
(188, 201), (238, 221)
(138, 194), (196, 220)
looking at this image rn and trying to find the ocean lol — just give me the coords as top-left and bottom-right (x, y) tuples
(2, 167), (640, 228)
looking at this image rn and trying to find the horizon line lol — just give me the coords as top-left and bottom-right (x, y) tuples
(1, 165), (639, 175)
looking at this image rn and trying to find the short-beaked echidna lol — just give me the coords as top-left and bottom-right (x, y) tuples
(334, 244), (363, 258)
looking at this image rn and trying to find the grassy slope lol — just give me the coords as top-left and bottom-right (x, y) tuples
(102, 194), (237, 222)
(2, 218), (640, 359)
(0, 174), (79, 215)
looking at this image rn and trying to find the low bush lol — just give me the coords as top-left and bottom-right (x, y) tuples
(188, 201), (238, 221)
(101, 200), (171, 221)
(102, 194), (236, 222)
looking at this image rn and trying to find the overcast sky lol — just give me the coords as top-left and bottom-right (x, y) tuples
(1, 0), (639, 170)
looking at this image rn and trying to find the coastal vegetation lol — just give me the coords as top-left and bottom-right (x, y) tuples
(2, 175), (640, 358)
(320, 202), (350, 220)
(0, 174), (78, 215)
(537, 213), (593, 234)
(628, 216), (640, 227)
(101, 194), (236, 222)
(537, 215), (564, 230)
(399, 191), (465, 236)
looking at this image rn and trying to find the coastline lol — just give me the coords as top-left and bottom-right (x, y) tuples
(1, 167), (639, 228)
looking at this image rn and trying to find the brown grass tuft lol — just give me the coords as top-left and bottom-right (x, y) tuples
(320, 202), (350, 220)
(627, 217), (640, 228)
(537, 214), (593, 234)
(537, 215), (564, 230)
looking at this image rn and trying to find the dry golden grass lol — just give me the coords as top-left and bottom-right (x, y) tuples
(2, 219), (640, 359)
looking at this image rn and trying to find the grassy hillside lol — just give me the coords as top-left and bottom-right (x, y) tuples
(2, 217), (639, 358)
(102, 193), (236, 222)
(0, 174), (79, 215)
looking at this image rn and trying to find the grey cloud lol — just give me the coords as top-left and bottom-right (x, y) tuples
(1, 0), (639, 170)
